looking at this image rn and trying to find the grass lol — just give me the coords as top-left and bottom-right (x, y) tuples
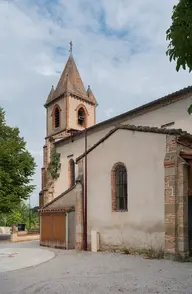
(122, 246), (164, 260)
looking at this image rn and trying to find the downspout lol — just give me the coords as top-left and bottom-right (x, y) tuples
(84, 128), (88, 251)
(66, 212), (69, 249)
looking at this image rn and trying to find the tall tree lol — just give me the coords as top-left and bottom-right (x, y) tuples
(0, 108), (36, 213)
(166, 0), (192, 72)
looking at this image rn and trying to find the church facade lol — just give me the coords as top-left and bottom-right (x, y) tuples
(39, 50), (192, 259)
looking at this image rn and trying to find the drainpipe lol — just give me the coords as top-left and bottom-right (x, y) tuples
(84, 128), (88, 251)
(66, 212), (69, 249)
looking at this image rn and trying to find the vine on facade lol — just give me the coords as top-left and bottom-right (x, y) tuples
(188, 104), (192, 115)
(47, 147), (61, 180)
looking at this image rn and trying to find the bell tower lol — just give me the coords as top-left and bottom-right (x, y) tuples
(44, 42), (97, 140)
(40, 42), (98, 206)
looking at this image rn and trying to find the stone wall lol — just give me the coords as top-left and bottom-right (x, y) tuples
(11, 226), (40, 243)
(0, 227), (11, 234)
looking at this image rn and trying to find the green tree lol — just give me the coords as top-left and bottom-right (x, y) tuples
(0, 108), (36, 213)
(0, 201), (39, 229)
(166, 0), (192, 72)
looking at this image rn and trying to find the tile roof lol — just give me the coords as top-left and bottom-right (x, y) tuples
(54, 85), (192, 145)
(40, 185), (76, 210)
(39, 206), (75, 213)
(76, 124), (192, 162)
(45, 85), (54, 106)
(87, 85), (98, 106)
(180, 151), (192, 159)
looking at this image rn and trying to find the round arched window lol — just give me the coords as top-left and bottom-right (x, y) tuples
(78, 107), (86, 126)
(111, 163), (128, 211)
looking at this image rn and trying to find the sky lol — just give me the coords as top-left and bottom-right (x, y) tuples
(0, 0), (191, 207)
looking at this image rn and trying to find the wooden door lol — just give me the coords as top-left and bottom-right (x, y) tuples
(41, 213), (52, 242)
(52, 213), (66, 247)
(41, 212), (66, 248)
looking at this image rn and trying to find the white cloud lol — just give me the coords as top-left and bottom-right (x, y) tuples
(0, 0), (190, 206)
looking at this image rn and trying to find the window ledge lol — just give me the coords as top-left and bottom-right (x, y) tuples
(77, 124), (86, 128)
(113, 209), (128, 213)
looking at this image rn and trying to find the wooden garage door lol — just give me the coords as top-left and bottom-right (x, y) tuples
(52, 213), (66, 243)
(41, 213), (52, 242)
(41, 212), (66, 248)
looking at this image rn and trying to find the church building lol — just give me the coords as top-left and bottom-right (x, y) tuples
(39, 46), (192, 259)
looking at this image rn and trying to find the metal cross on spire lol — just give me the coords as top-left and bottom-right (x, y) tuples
(69, 41), (73, 55)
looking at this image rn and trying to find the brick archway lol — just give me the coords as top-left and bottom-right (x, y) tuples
(111, 162), (128, 212)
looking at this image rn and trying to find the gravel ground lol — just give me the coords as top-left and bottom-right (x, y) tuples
(0, 241), (192, 294)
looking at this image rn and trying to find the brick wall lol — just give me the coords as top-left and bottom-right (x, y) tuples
(164, 135), (190, 258)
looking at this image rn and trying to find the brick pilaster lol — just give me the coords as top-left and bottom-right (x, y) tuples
(43, 145), (48, 167)
(164, 135), (190, 258)
(176, 158), (189, 254)
(164, 136), (178, 256)
(111, 165), (116, 212)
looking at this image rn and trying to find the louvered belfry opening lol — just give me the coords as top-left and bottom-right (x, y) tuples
(54, 107), (60, 128)
(115, 164), (127, 211)
(78, 108), (85, 126)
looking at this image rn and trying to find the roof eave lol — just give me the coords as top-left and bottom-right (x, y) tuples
(54, 85), (192, 146)
(75, 124), (192, 163)
(44, 90), (95, 108)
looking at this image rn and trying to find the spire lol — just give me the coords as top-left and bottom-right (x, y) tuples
(44, 44), (97, 107)
(45, 85), (54, 105)
(50, 54), (89, 102)
(87, 85), (98, 106)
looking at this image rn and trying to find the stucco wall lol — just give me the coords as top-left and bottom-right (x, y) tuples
(68, 211), (76, 249)
(0, 227), (11, 234)
(84, 129), (166, 251)
(46, 187), (76, 209)
(55, 127), (113, 196)
(54, 95), (192, 198)
(68, 96), (95, 130)
(126, 95), (192, 133)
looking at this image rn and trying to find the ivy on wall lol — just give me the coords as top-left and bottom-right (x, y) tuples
(188, 104), (192, 115)
(48, 147), (61, 180)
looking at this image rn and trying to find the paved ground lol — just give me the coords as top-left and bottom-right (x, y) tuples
(0, 246), (55, 273)
(0, 233), (10, 242)
(0, 241), (192, 294)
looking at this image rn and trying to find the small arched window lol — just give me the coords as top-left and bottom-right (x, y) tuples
(54, 107), (60, 128)
(78, 107), (86, 127)
(68, 159), (75, 188)
(111, 163), (127, 211)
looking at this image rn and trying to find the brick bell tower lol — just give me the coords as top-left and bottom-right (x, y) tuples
(39, 42), (98, 206)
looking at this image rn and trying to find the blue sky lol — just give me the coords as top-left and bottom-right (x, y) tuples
(0, 0), (191, 207)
